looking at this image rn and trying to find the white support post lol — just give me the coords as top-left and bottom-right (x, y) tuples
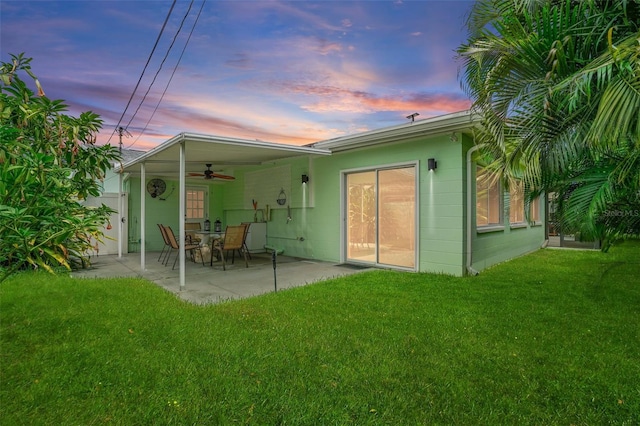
(140, 162), (146, 272)
(118, 172), (123, 258)
(179, 142), (186, 290)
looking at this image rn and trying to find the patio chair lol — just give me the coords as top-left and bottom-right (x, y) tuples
(210, 224), (249, 270)
(240, 222), (253, 261)
(185, 222), (202, 244)
(157, 223), (171, 263)
(163, 225), (205, 270)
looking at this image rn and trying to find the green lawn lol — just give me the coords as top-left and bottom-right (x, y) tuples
(1, 242), (639, 425)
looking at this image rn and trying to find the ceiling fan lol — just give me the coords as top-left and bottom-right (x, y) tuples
(188, 164), (235, 180)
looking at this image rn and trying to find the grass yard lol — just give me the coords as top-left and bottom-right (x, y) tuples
(1, 242), (639, 425)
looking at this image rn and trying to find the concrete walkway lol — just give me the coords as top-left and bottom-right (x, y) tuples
(72, 252), (371, 304)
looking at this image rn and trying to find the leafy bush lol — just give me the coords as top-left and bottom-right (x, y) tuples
(458, 0), (640, 246)
(0, 53), (121, 281)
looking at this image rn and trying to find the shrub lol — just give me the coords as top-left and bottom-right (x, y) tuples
(0, 53), (121, 281)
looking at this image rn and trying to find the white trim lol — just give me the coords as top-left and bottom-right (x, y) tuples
(185, 185), (209, 222)
(509, 180), (526, 225)
(477, 225), (505, 234)
(509, 223), (528, 229)
(119, 132), (331, 171)
(118, 173), (123, 259)
(179, 142), (186, 290)
(339, 171), (346, 263)
(140, 163), (146, 272)
(415, 162), (421, 270)
(476, 165), (503, 228)
(466, 145), (482, 275)
(340, 160), (420, 175)
(340, 160), (419, 271)
(313, 110), (479, 152)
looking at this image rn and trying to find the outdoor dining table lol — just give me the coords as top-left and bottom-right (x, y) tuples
(194, 232), (224, 246)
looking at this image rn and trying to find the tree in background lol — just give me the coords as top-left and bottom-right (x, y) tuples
(0, 53), (121, 281)
(458, 0), (640, 248)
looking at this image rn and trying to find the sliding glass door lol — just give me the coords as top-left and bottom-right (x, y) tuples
(345, 165), (416, 269)
(346, 171), (377, 263)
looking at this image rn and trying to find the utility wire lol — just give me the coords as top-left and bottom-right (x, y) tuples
(124, 0), (194, 132)
(106, 0), (177, 145)
(128, 0), (206, 149)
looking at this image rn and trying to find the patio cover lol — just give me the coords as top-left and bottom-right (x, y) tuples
(118, 132), (331, 178)
(116, 132), (331, 290)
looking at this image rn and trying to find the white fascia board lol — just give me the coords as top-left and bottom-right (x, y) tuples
(312, 110), (480, 152)
(117, 133), (186, 171)
(116, 133), (331, 173)
(179, 132), (332, 155)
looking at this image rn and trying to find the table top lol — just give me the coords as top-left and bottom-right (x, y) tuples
(194, 232), (224, 238)
(194, 232), (225, 246)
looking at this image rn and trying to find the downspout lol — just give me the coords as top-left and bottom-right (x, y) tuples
(121, 172), (132, 259)
(466, 144), (482, 276)
(116, 162), (130, 258)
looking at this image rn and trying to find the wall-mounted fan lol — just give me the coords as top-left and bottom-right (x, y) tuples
(188, 164), (235, 180)
(147, 178), (166, 198)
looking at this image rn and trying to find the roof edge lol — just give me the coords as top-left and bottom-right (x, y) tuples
(117, 132), (331, 171)
(118, 133), (186, 171)
(311, 110), (480, 152)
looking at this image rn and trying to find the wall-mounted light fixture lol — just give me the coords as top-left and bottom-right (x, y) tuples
(428, 158), (437, 171)
(301, 174), (309, 184)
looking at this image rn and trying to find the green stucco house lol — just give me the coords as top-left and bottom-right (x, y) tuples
(114, 110), (546, 279)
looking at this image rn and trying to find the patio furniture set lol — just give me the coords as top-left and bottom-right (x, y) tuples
(156, 223), (251, 271)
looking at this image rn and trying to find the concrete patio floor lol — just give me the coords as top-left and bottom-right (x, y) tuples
(72, 251), (372, 304)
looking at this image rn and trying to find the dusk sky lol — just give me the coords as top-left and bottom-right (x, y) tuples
(1, 0), (474, 151)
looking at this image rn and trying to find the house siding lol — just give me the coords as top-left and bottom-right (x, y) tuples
(308, 133), (467, 275)
(125, 176), (226, 252)
(166, 132), (470, 275)
(469, 164), (546, 272)
(122, 118), (545, 277)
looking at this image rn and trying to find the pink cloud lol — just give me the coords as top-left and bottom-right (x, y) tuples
(95, 94), (334, 149)
(364, 92), (471, 115)
(316, 40), (343, 55)
(272, 80), (470, 115)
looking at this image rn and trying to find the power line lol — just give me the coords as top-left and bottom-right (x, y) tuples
(123, 0), (195, 132)
(106, 0), (177, 145)
(128, 0), (206, 149)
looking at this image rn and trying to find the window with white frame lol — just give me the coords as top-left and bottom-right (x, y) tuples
(509, 180), (525, 224)
(476, 166), (502, 227)
(186, 188), (207, 221)
(530, 196), (541, 223)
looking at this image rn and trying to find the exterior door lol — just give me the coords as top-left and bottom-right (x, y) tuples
(345, 165), (416, 269)
(84, 192), (128, 255)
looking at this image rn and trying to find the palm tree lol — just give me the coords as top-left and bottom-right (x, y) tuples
(457, 0), (640, 248)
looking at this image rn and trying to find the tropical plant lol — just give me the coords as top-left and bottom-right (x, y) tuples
(0, 53), (121, 281)
(457, 0), (640, 248)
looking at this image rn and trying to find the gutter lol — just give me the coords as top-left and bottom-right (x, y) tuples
(466, 144), (482, 276)
(313, 110), (479, 152)
(117, 132), (331, 173)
